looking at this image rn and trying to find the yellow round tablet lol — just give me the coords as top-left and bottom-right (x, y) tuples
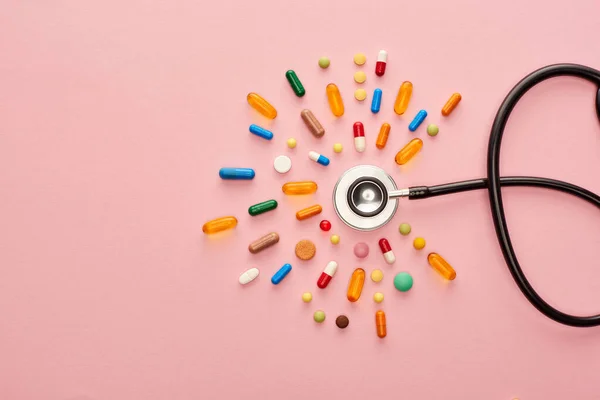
(354, 71), (367, 84)
(373, 292), (384, 303)
(354, 89), (367, 101)
(371, 269), (384, 282)
(333, 143), (343, 153)
(414, 237), (426, 250)
(330, 234), (340, 245)
(287, 138), (297, 149)
(302, 292), (312, 303)
(354, 53), (367, 65)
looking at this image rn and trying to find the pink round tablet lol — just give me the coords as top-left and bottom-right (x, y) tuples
(353, 242), (369, 258)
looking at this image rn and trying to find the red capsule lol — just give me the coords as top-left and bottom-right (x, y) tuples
(378, 238), (396, 265)
(317, 261), (338, 289)
(353, 122), (365, 137)
(353, 122), (366, 153)
(375, 50), (388, 77)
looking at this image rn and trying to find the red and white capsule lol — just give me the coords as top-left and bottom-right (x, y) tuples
(317, 261), (338, 288)
(378, 238), (395, 264)
(353, 122), (366, 153)
(375, 50), (388, 77)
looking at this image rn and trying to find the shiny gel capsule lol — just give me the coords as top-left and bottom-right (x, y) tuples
(247, 92), (277, 119)
(395, 138), (423, 165)
(282, 181), (318, 195)
(308, 151), (330, 166)
(285, 70), (306, 97)
(248, 199), (278, 216)
(347, 268), (366, 302)
(371, 88), (382, 114)
(219, 168), (255, 180)
(326, 83), (344, 117)
(408, 110), (427, 132)
(249, 124), (273, 140)
(202, 216), (238, 234)
(271, 263), (292, 284)
(394, 81), (413, 115)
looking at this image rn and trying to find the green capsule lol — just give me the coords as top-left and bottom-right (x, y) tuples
(285, 70), (306, 97)
(248, 199), (278, 216)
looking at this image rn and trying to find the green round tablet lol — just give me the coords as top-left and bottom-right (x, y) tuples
(318, 57), (330, 69)
(313, 310), (326, 323)
(399, 223), (412, 236)
(393, 272), (414, 292)
(427, 124), (439, 136)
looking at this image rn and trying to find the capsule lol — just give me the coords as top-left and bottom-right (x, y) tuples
(395, 138), (423, 165)
(378, 238), (396, 264)
(353, 122), (366, 153)
(347, 268), (366, 302)
(394, 81), (413, 115)
(219, 168), (255, 180)
(296, 204), (322, 221)
(248, 199), (278, 216)
(371, 88), (382, 113)
(375, 310), (387, 338)
(442, 93), (462, 116)
(271, 263), (292, 285)
(427, 253), (457, 280)
(285, 70), (305, 97)
(375, 50), (387, 77)
(326, 83), (344, 117)
(308, 151), (330, 166)
(202, 216), (238, 234)
(300, 109), (325, 138)
(317, 261), (338, 289)
(408, 110), (428, 132)
(249, 124), (273, 140)
(248, 232), (280, 254)
(282, 181), (318, 195)
(247, 92), (277, 119)
(376, 123), (391, 149)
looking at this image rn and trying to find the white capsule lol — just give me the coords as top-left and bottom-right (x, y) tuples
(383, 251), (396, 265)
(354, 137), (366, 153)
(239, 267), (260, 285)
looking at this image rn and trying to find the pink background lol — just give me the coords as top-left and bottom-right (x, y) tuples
(1, 1), (599, 399)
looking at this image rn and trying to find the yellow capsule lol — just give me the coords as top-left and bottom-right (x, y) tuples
(247, 92), (277, 119)
(394, 81), (413, 115)
(347, 268), (365, 302)
(441, 93), (462, 116)
(282, 181), (318, 195)
(375, 310), (387, 338)
(202, 216), (238, 234)
(376, 122), (391, 149)
(427, 253), (457, 280)
(296, 204), (322, 221)
(326, 83), (345, 117)
(395, 138), (423, 165)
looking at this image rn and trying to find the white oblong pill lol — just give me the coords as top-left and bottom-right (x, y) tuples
(239, 267), (260, 284)
(273, 155), (292, 174)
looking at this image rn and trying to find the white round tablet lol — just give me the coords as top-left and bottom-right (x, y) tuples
(273, 155), (292, 174)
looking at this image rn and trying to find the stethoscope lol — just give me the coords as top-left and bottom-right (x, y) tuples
(333, 64), (600, 328)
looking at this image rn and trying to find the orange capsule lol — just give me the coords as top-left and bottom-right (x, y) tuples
(375, 310), (387, 338)
(202, 216), (238, 234)
(326, 83), (345, 117)
(376, 123), (391, 149)
(247, 92), (277, 119)
(395, 138), (423, 165)
(394, 81), (413, 115)
(296, 205), (323, 221)
(347, 268), (365, 302)
(282, 181), (318, 195)
(441, 93), (462, 116)
(427, 253), (457, 280)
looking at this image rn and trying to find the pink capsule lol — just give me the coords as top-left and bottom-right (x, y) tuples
(378, 238), (395, 264)
(353, 122), (366, 153)
(317, 261), (338, 289)
(375, 50), (387, 77)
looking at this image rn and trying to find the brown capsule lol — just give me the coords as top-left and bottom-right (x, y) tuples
(248, 232), (280, 254)
(376, 310), (387, 338)
(301, 109), (325, 138)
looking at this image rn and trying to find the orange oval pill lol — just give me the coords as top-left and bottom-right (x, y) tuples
(427, 253), (457, 280)
(347, 268), (365, 302)
(376, 310), (387, 338)
(395, 138), (423, 165)
(296, 205), (322, 221)
(282, 181), (318, 195)
(441, 93), (461, 116)
(376, 122), (391, 149)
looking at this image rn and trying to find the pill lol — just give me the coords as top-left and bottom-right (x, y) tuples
(319, 220), (331, 231)
(317, 261), (338, 289)
(399, 223), (411, 235)
(247, 92), (277, 119)
(296, 205), (323, 221)
(282, 181), (318, 195)
(248, 232), (280, 254)
(318, 57), (330, 69)
(376, 122), (391, 149)
(302, 292), (313, 302)
(333, 143), (343, 153)
(408, 110), (428, 132)
(336, 315), (350, 329)
(393, 272), (413, 292)
(354, 71), (367, 83)
(313, 310), (326, 323)
(287, 138), (297, 148)
(326, 83), (345, 117)
(248, 124), (273, 140)
(395, 138), (423, 165)
(353, 242), (369, 258)
(427, 124), (439, 136)
(371, 88), (382, 113)
(373, 292), (384, 303)
(248, 199), (278, 216)
(353, 122), (366, 153)
(330, 234), (340, 245)
(413, 237), (426, 250)
(273, 155), (292, 174)
(428, 253), (457, 280)
(271, 263), (292, 285)
(239, 268), (260, 285)
(375, 50), (387, 76)
(219, 168), (255, 180)
(354, 89), (367, 101)
(394, 81), (413, 115)
(375, 310), (387, 338)
(295, 239), (317, 260)
(371, 269), (384, 282)
(301, 109), (325, 138)
(442, 93), (462, 116)
(353, 53), (366, 65)
(378, 238), (396, 264)
(347, 268), (366, 302)
(202, 216), (237, 234)
(285, 70), (305, 97)
(308, 151), (330, 166)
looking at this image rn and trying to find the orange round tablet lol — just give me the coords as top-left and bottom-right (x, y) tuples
(295, 240), (316, 260)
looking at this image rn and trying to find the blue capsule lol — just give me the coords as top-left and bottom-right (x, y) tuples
(271, 263), (292, 284)
(249, 124), (273, 140)
(308, 151), (330, 166)
(219, 168), (255, 180)
(371, 88), (382, 114)
(408, 110), (428, 132)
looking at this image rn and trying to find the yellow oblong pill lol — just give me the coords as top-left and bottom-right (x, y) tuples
(282, 181), (318, 195)
(247, 92), (277, 119)
(326, 83), (344, 117)
(202, 216), (238, 234)
(394, 81), (413, 115)
(395, 138), (423, 165)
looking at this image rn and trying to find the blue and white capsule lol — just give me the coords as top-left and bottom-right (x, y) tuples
(271, 263), (292, 284)
(308, 151), (330, 166)
(409, 110), (428, 132)
(219, 168), (255, 180)
(371, 88), (382, 114)
(249, 124), (273, 140)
